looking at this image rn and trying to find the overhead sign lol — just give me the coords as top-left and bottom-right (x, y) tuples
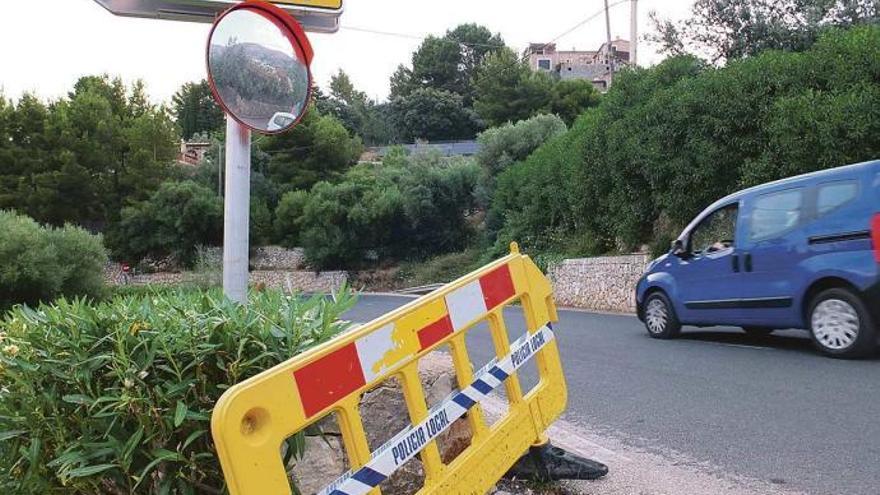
(92, 0), (343, 32)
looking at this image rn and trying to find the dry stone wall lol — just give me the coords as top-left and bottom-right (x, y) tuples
(549, 254), (650, 314)
(105, 247), (345, 293)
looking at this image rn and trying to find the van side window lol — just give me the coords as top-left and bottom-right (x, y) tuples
(817, 181), (858, 216)
(689, 204), (739, 255)
(749, 189), (804, 241)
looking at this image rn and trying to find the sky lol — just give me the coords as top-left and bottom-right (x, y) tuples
(0, 0), (694, 105)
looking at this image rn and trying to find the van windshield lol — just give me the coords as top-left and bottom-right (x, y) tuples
(689, 204), (739, 254)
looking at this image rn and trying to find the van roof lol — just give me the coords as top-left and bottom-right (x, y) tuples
(715, 160), (880, 206)
(682, 160), (880, 236)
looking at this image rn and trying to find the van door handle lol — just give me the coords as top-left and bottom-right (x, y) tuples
(744, 253), (753, 272)
(732, 253), (740, 272)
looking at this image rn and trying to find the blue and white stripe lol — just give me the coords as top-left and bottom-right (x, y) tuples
(317, 324), (555, 495)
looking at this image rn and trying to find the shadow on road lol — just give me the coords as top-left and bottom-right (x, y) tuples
(676, 327), (880, 360)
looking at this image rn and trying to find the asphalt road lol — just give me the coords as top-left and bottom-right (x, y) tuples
(344, 294), (880, 495)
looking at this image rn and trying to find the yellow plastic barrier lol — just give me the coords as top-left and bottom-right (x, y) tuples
(211, 243), (566, 495)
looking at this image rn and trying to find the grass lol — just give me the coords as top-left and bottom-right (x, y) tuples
(396, 248), (484, 288)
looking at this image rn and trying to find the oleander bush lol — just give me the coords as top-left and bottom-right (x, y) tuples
(0, 210), (108, 310)
(0, 286), (356, 494)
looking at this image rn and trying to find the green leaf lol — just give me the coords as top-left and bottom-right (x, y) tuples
(182, 429), (206, 450)
(173, 401), (187, 428)
(0, 430), (26, 442)
(122, 425), (144, 467)
(62, 394), (93, 405)
(67, 463), (116, 478)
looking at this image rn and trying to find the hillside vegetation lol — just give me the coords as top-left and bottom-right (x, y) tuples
(490, 26), (880, 259)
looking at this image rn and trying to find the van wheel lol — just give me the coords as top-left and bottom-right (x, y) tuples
(644, 292), (681, 339)
(742, 326), (774, 336)
(808, 288), (876, 358)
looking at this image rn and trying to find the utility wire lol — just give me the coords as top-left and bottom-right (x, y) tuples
(340, 0), (631, 63)
(338, 0), (633, 92)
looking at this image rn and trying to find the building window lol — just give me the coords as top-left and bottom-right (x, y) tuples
(537, 59), (551, 70)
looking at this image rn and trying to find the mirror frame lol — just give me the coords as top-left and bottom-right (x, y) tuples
(205, 0), (315, 134)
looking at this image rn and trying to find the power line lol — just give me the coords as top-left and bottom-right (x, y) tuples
(338, 0), (633, 90)
(340, 0), (631, 60)
(339, 25), (506, 50)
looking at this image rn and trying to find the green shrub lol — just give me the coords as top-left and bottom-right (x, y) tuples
(250, 198), (273, 246)
(291, 154), (480, 269)
(397, 248), (483, 286)
(0, 210), (107, 309)
(0, 286), (356, 493)
(274, 190), (310, 248)
(106, 181), (222, 267)
(491, 26), (880, 257)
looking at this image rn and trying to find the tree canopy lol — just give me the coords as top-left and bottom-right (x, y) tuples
(0, 76), (178, 228)
(649, 0), (879, 62)
(172, 80), (224, 139)
(492, 25), (880, 258)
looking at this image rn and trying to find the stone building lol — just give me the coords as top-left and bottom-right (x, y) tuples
(524, 39), (631, 92)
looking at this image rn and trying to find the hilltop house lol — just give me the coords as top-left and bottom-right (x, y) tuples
(524, 39), (631, 92)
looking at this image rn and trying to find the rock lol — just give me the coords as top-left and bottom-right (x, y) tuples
(290, 350), (471, 495)
(290, 435), (348, 495)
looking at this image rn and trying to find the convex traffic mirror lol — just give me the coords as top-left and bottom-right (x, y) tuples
(207, 0), (314, 134)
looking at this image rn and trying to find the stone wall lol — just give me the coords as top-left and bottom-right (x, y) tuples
(250, 246), (305, 271)
(105, 247), (345, 294)
(107, 269), (347, 294)
(549, 254), (650, 313)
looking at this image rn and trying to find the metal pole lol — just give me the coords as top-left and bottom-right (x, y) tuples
(630, 0), (638, 66)
(604, 0), (612, 47)
(223, 116), (250, 304)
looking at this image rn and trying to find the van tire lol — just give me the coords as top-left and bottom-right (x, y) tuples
(643, 292), (681, 339)
(808, 288), (876, 358)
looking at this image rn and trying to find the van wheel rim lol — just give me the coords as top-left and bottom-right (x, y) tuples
(646, 298), (668, 334)
(812, 299), (860, 350)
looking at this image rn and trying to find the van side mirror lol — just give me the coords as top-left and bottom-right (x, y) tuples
(671, 239), (687, 257)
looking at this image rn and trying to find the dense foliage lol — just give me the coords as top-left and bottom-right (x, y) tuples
(475, 114), (568, 232)
(171, 80), (224, 140)
(0, 210), (107, 309)
(491, 26), (880, 258)
(0, 287), (356, 494)
(388, 24), (600, 140)
(261, 107), (364, 192)
(650, 0), (879, 62)
(0, 76), (178, 228)
(106, 181), (223, 267)
(275, 150), (480, 269)
(315, 71), (397, 146)
(389, 88), (483, 142)
(476, 114), (567, 179)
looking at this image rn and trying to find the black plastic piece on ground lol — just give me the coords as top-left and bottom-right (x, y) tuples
(504, 442), (609, 482)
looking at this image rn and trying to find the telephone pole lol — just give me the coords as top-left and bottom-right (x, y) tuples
(630, 0), (638, 66)
(603, 0), (612, 47)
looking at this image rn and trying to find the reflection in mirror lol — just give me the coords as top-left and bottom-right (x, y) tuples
(208, 8), (310, 133)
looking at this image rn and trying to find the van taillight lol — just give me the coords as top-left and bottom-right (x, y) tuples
(873, 213), (880, 262)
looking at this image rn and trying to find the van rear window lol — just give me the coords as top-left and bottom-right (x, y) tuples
(816, 180), (859, 217)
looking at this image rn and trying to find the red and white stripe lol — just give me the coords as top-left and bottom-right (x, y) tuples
(293, 264), (517, 418)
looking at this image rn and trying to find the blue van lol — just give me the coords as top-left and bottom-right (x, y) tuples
(636, 161), (880, 358)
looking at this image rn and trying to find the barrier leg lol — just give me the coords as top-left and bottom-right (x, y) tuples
(505, 441), (609, 482)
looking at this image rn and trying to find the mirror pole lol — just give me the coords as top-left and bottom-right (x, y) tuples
(222, 116), (251, 304)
